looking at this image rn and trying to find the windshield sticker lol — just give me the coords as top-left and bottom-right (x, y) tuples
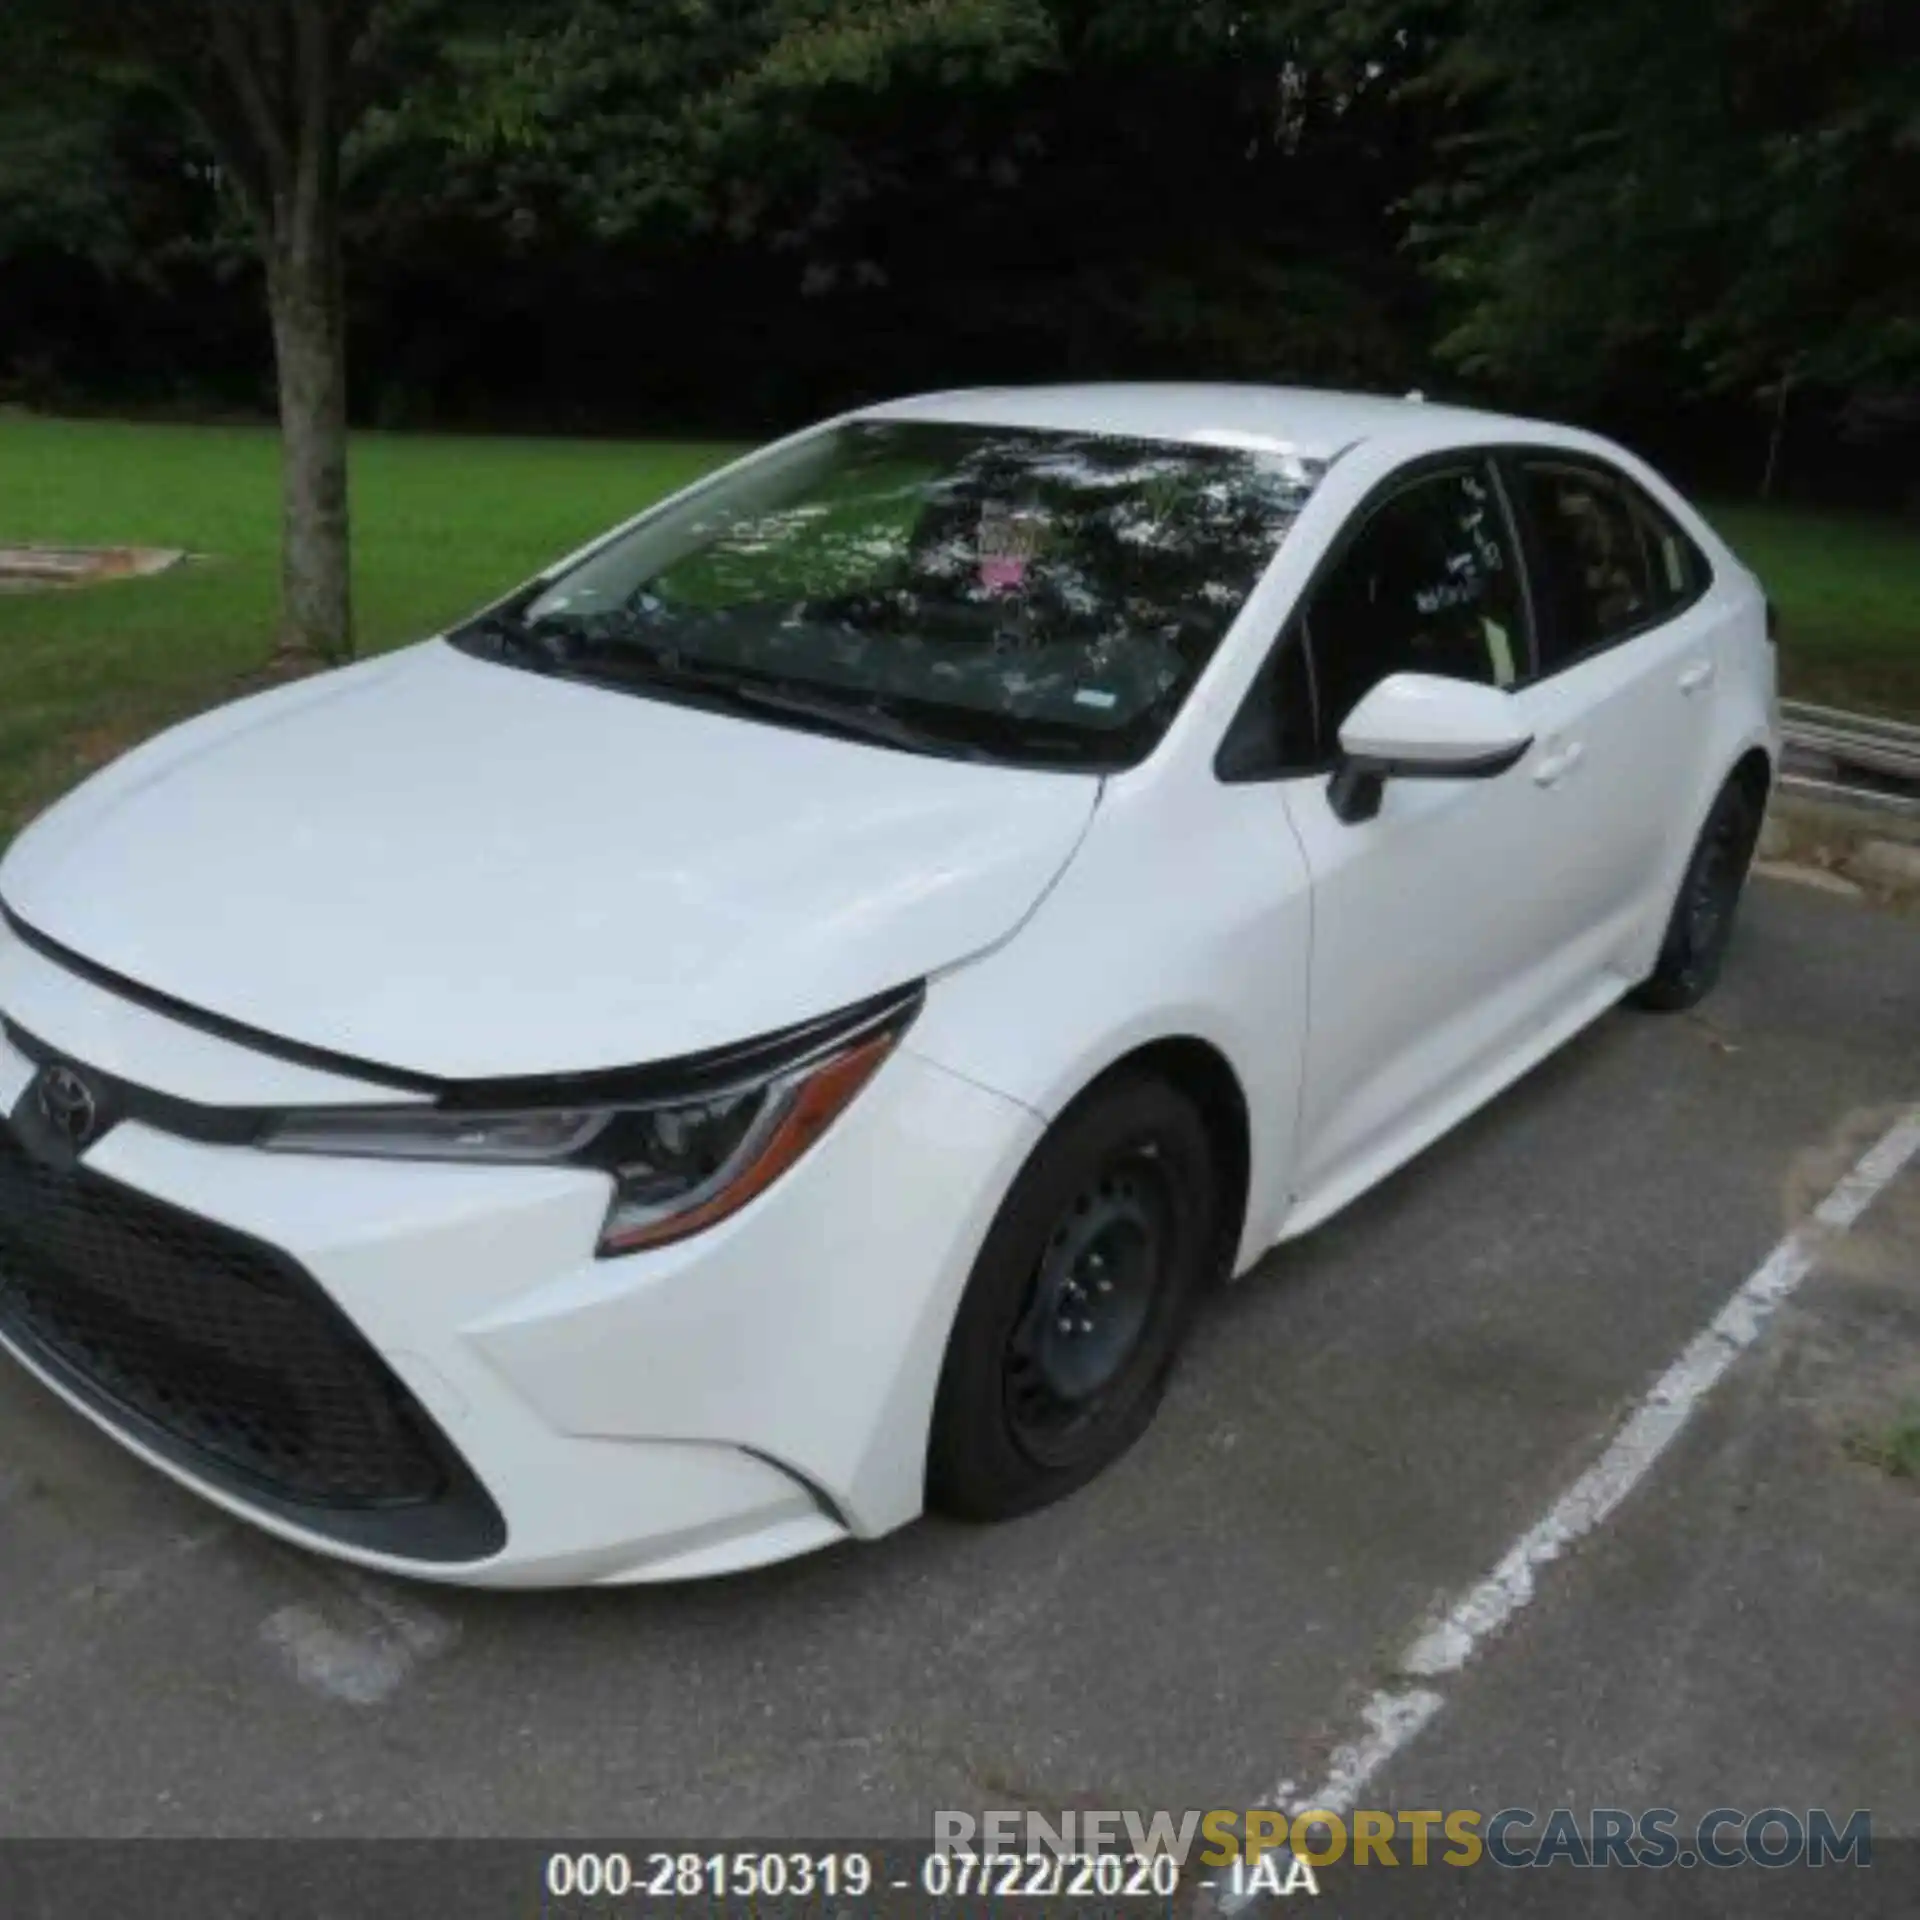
(977, 505), (1046, 594)
(1482, 616), (1516, 687)
(1415, 580), (1478, 615)
(1073, 687), (1120, 710)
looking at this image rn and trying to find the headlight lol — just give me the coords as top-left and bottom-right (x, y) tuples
(259, 996), (914, 1255)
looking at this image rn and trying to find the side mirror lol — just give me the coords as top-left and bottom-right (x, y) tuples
(1328, 673), (1533, 825)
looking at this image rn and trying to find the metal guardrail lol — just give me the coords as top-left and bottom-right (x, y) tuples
(1779, 699), (1920, 816)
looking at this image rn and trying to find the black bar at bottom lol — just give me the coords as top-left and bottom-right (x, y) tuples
(0, 1840), (1913, 1920)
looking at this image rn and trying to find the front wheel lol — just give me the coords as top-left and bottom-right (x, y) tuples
(1632, 774), (1763, 1012)
(928, 1075), (1218, 1521)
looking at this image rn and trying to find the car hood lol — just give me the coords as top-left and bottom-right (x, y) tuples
(0, 642), (1100, 1079)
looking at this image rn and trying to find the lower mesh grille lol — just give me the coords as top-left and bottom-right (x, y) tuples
(0, 1117), (504, 1558)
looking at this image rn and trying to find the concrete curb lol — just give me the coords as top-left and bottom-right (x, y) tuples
(1760, 790), (1920, 910)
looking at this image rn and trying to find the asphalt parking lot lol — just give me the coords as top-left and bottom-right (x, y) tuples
(1, 878), (1915, 1870)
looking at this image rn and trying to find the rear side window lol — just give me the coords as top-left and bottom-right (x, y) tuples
(1511, 461), (1655, 666)
(1513, 457), (1710, 672)
(1632, 492), (1710, 615)
(1303, 462), (1530, 736)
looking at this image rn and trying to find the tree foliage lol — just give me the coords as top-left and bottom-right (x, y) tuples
(1, 0), (1914, 520)
(0, 1), (475, 660)
(1408, 0), (1920, 407)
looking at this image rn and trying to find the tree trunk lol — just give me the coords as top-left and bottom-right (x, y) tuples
(186, 1), (358, 665)
(1760, 371), (1791, 503)
(266, 209), (352, 665)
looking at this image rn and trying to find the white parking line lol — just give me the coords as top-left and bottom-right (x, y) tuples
(260, 1569), (459, 1707)
(1223, 1104), (1920, 1910)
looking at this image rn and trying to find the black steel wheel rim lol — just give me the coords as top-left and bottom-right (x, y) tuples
(1004, 1145), (1174, 1465)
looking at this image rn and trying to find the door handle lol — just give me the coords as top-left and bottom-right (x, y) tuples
(1679, 660), (1717, 695)
(1532, 741), (1585, 787)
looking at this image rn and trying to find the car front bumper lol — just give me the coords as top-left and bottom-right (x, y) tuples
(0, 931), (1040, 1588)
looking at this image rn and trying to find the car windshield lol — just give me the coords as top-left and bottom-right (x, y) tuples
(455, 418), (1322, 769)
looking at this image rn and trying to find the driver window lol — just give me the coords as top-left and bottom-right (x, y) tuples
(1303, 463), (1529, 736)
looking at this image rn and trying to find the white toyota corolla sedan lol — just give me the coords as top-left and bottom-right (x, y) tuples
(0, 385), (1777, 1586)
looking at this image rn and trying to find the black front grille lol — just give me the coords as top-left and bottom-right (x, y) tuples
(0, 1117), (504, 1561)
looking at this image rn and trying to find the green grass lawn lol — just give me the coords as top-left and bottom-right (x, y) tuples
(1707, 500), (1920, 719)
(0, 413), (736, 836)
(1, 411), (1915, 839)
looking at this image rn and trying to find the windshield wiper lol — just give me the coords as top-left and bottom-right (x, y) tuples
(469, 616), (1100, 769)
(456, 610), (572, 675)
(528, 633), (992, 763)
(712, 678), (995, 761)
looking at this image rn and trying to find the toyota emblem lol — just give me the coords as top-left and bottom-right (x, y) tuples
(36, 1064), (101, 1148)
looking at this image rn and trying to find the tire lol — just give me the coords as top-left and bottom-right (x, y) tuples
(928, 1074), (1218, 1521)
(1631, 774), (1763, 1013)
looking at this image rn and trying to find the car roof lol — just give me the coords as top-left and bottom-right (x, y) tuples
(857, 382), (1544, 464)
